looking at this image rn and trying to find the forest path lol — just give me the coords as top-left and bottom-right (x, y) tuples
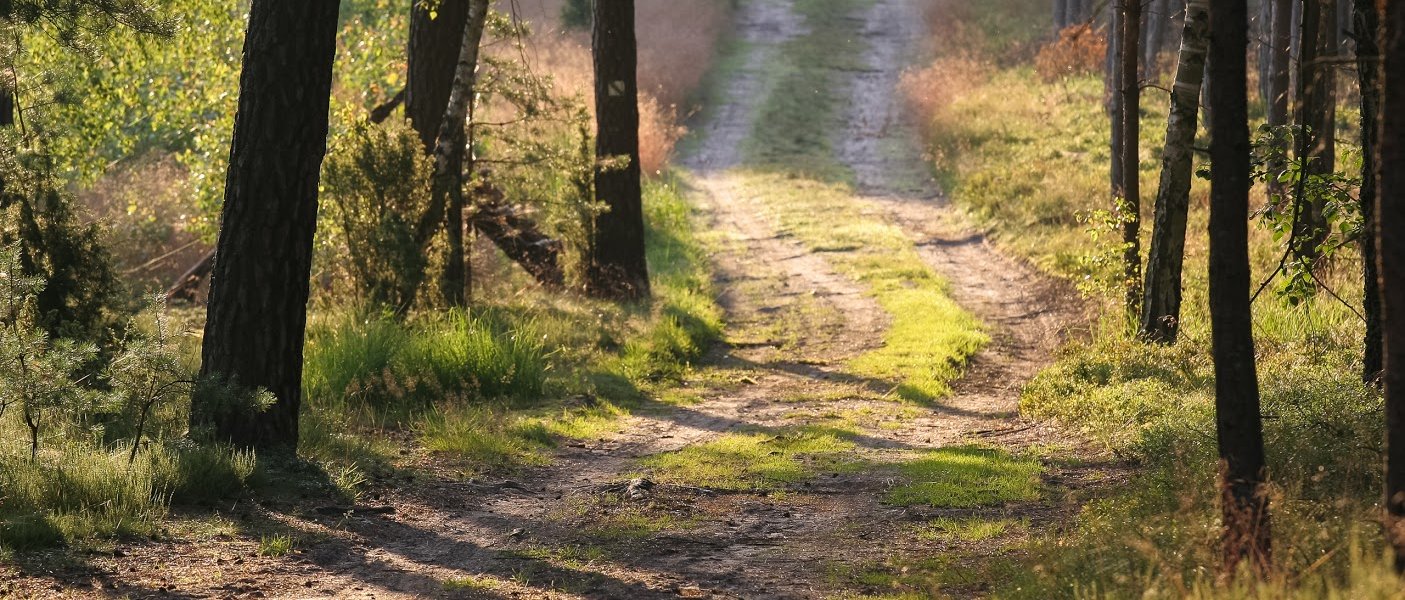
(10, 1), (1090, 599)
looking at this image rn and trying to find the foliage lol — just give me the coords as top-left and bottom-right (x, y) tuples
(320, 120), (434, 313)
(1035, 23), (1108, 82)
(1250, 124), (1364, 305)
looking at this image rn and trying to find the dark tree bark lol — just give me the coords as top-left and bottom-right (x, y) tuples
(197, 0), (341, 450)
(1207, 0), (1271, 576)
(1266, 0), (1292, 204)
(1292, 0), (1335, 263)
(586, 0), (650, 300)
(1140, 0), (1209, 343)
(1055, 0), (1069, 30)
(1143, 0), (1169, 77)
(1379, 0), (1405, 572)
(1357, 0), (1382, 383)
(406, 0), (471, 154)
(0, 89), (13, 127)
(1118, 0), (1143, 316)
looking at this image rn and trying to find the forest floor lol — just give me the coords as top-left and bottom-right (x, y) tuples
(5, 0), (1110, 598)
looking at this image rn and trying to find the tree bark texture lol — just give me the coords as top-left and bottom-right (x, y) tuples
(406, 0), (471, 153)
(1378, 0), (1405, 573)
(1266, 0), (1293, 204)
(1119, 0), (1143, 316)
(1208, 0), (1271, 576)
(587, 0), (651, 300)
(1357, 0), (1382, 383)
(1293, 0), (1335, 263)
(1139, 0), (1209, 343)
(197, 0), (341, 450)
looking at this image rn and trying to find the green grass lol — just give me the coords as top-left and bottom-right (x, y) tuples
(257, 533), (294, 557)
(885, 446), (1042, 508)
(915, 517), (1021, 543)
(641, 425), (861, 491)
(907, 0), (1391, 596)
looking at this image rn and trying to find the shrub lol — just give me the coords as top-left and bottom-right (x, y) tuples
(320, 120), (434, 313)
(1035, 23), (1108, 82)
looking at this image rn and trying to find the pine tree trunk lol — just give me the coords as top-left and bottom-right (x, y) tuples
(1357, 0), (1383, 383)
(1144, 0), (1169, 77)
(1208, 0), (1271, 576)
(1266, 0), (1292, 204)
(1293, 0), (1335, 263)
(587, 0), (651, 300)
(407, 0), (471, 153)
(1055, 0), (1069, 30)
(1378, 0), (1405, 571)
(1258, 0), (1275, 104)
(197, 0), (341, 450)
(1119, 0), (1143, 316)
(1139, 0), (1209, 343)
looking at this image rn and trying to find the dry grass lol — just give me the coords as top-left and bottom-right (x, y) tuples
(1035, 23), (1108, 82)
(499, 0), (729, 174)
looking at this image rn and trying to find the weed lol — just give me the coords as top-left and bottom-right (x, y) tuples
(257, 533), (294, 557)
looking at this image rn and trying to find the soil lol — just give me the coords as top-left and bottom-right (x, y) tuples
(2, 0), (1104, 598)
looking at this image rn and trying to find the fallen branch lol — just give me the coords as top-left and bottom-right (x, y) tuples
(468, 180), (564, 289)
(164, 249), (215, 303)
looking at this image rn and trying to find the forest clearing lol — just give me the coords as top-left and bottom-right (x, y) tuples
(1, 0), (1404, 597)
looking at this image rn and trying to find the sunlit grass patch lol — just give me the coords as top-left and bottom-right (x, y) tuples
(442, 574), (503, 592)
(641, 426), (861, 491)
(915, 517), (1022, 543)
(885, 446), (1042, 508)
(742, 173), (988, 404)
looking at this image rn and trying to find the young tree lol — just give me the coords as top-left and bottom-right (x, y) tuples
(1208, 0), (1271, 575)
(413, 0), (490, 308)
(1379, 0), (1405, 572)
(1357, 0), (1383, 383)
(586, 0), (650, 300)
(197, 0), (341, 450)
(1292, 0), (1336, 263)
(1139, 0), (1210, 343)
(1266, 0), (1292, 204)
(1117, 0), (1142, 316)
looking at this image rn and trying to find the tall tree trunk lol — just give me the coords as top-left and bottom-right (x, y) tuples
(1293, 0), (1335, 263)
(1258, 0), (1275, 104)
(197, 0), (341, 450)
(1140, 0), (1209, 343)
(1144, 0), (1169, 77)
(1380, 0), (1405, 573)
(1109, 1), (1124, 196)
(412, 0), (489, 308)
(1055, 0), (1069, 30)
(587, 0), (651, 300)
(1358, 0), (1382, 383)
(1266, 0), (1292, 204)
(1208, 0), (1272, 576)
(406, 0), (471, 154)
(1119, 0), (1143, 316)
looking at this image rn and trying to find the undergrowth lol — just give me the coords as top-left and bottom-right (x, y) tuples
(904, 0), (1394, 596)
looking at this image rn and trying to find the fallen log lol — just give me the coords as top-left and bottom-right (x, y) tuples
(164, 248), (215, 303)
(469, 180), (565, 289)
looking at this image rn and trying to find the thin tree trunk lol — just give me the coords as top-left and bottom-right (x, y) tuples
(406, 0), (471, 153)
(1266, 0), (1292, 204)
(1208, 0), (1271, 576)
(587, 0), (651, 300)
(1144, 0), (1169, 77)
(1259, 0), (1275, 104)
(197, 0), (341, 450)
(1056, 0), (1069, 30)
(1139, 0), (1209, 343)
(1380, 0), (1405, 573)
(1357, 0), (1382, 383)
(1119, 0), (1143, 316)
(1293, 0), (1335, 263)
(410, 0), (489, 308)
